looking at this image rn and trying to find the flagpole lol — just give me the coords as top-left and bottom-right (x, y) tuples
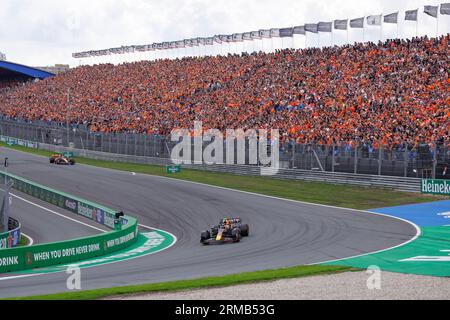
(436, 9), (440, 37)
(380, 13), (383, 42)
(416, 10), (419, 38)
(363, 18), (365, 43)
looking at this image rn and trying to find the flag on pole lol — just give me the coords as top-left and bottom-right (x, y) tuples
(367, 15), (382, 25)
(350, 17), (364, 28)
(191, 38), (199, 46)
(318, 22), (332, 32)
(251, 31), (261, 39)
(135, 45), (146, 52)
(293, 26), (306, 35)
(424, 5), (439, 18)
(279, 27), (294, 37)
(270, 28), (281, 37)
(405, 9), (419, 21)
(441, 3), (450, 15)
(334, 19), (348, 30)
(259, 29), (271, 38)
(384, 12), (399, 24)
(232, 33), (244, 42)
(305, 23), (318, 33)
(243, 32), (252, 40)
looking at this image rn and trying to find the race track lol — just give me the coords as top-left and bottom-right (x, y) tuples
(0, 148), (417, 298)
(1, 189), (104, 245)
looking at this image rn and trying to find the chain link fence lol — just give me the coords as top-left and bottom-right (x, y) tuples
(0, 118), (448, 179)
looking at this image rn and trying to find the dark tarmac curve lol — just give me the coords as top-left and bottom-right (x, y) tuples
(2, 188), (105, 245)
(0, 147), (417, 298)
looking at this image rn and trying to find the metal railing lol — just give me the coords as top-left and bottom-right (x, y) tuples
(0, 118), (448, 187)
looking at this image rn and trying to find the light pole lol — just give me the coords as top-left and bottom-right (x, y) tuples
(67, 89), (71, 147)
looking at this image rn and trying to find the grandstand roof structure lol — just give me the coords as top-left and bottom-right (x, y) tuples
(0, 61), (54, 80)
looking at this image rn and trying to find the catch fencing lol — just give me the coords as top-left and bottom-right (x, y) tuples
(0, 119), (447, 180)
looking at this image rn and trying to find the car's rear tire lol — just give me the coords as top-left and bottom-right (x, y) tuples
(240, 224), (250, 237)
(70, 160), (76, 165)
(232, 229), (241, 243)
(201, 231), (210, 244)
(50, 159), (55, 164)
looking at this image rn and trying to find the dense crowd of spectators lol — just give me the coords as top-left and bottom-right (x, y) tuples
(0, 35), (448, 149)
(0, 79), (22, 92)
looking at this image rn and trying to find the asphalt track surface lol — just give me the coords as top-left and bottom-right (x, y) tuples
(1, 189), (104, 245)
(0, 148), (417, 298)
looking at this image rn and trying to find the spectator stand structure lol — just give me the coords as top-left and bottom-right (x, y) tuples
(0, 61), (54, 92)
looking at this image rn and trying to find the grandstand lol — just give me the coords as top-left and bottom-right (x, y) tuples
(0, 61), (54, 92)
(0, 35), (448, 149)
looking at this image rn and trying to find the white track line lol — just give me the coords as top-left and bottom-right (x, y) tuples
(131, 170), (423, 264)
(22, 233), (34, 246)
(6, 190), (106, 233)
(1, 148), (422, 272)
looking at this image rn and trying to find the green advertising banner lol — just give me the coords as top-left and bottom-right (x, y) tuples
(422, 179), (450, 196)
(0, 171), (139, 273)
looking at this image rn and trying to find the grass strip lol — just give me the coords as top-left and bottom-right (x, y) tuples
(9, 265), (354, 300)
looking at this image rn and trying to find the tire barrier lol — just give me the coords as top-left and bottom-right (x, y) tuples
(0, 218), (21, 249)
(0, 171), (138, 273)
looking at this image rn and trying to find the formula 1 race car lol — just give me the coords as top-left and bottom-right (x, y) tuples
(49, 153), (76, 165)
(201, 218), (250, 245)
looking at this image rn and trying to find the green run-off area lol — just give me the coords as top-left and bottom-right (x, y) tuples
(325, 201), (450, 277)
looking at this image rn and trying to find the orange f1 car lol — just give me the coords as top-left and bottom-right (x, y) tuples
(49, 153), (76, 165)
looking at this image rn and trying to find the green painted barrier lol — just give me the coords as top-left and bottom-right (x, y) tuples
(0, 221), (21, 249)
(0, 135), (39, 149)
(422, 179), (450, 196)
(0, 171), (138, 273)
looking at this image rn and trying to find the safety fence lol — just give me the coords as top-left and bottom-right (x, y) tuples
(36, 142), (423, 193)
(1, 119), (448, 179)
(0, 218), (21, 249)
(0, 133), (433, 192)
(0, 171), (138, 273)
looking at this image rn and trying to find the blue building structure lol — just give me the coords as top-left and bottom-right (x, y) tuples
(0, 60), (54, 82)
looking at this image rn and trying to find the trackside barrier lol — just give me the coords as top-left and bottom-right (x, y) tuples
(0, 135), (39, 149)
(0, 171), (138, 273)
(0, 134), (423, 192)
(0, 218), (21, 249)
